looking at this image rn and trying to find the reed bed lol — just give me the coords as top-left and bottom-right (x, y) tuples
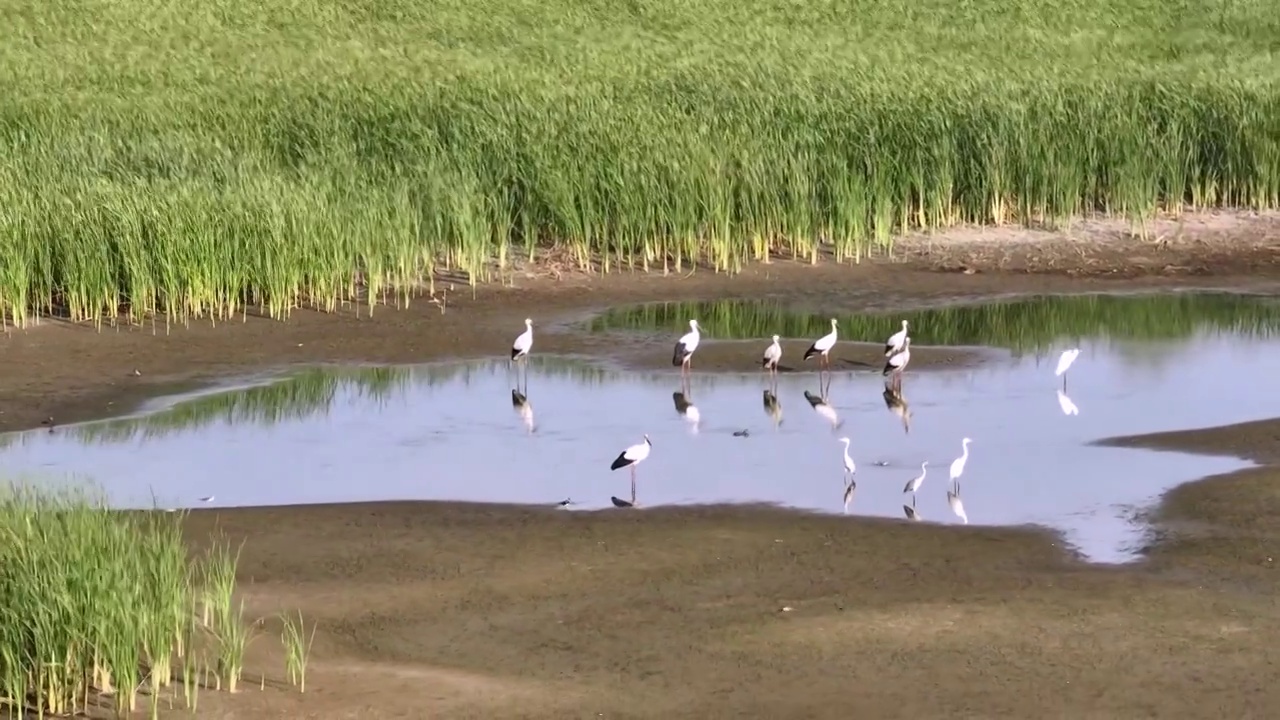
(2, 0), (1279, 327)
(0, 483), (309, 717)
(590, 293), (1280, 353)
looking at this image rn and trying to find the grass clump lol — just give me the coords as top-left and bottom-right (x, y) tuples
(0, 482), (306, 718)
(1, 0), (1279, 327)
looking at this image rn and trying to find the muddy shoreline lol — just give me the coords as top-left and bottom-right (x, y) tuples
(5, 229), (1280, 718)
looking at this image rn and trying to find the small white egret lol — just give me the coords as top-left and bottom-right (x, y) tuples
(1056, 388), (1080, 416)
(762, 335), (782, 375)
(884, 320), (909, 357)
(610, 434), (653, 505)
(949, 437), (972, 492)
(803, 318), (840, 371)
(1055, 347), (1080, 391)
(672, 320), (702, 375)
(903, 461), (928, 495)
(838, 436), (856, 481)
(947, 490), (969, 525)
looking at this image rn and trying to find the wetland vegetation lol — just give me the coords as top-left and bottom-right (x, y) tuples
(0, 485), (316, 718)
(2, 0), (1279, 328)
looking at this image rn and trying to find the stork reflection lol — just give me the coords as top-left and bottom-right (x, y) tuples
(510, 389), (535, 434)
(804, 389), (843, 431)
(882, 382), (911, 434)
(762, 390), (783, 429)
(672, 390), (701, 434)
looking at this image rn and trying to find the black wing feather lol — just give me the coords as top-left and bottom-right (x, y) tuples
(610, 452), (633, 471)
(672, 342), (689, 366)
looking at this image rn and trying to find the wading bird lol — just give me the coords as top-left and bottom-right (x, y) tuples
(903, 461), (928, 496)
(884, 319), (909, 357)
(838, 436), (856, 483)
(949, 437), (972, 492)
(610, 434), (652, 506)
(510, 318), (534, 391)
(1055, 347), (1080, 391)
(672, 320), (702, 384)
(804, 318), (840, 373)
(762, 334), (782, 380)
(882, 337), (911, 390)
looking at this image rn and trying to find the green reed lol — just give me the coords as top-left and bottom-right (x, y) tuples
(0, 481), (326, 715)
(590, 293), (1280, 354)
(1, 0), (1278, 327)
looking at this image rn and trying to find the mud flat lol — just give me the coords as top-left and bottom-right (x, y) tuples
(3, 235), (1280, 717)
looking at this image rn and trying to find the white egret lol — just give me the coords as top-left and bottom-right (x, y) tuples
(903, 461), (928, 495)
(1056, 388), (1080, 416)
(884, 320), (909, 357)
(838, 436), (856, 481)
(610, 434), (653, 505)
(949, 437), (972, 492)
(1055, 347), (1080, 391)
(803, 318), (839, 371)
(762, 335), (782, 376)
(672, 320), (702, 376)
(947, 490), (969, 524)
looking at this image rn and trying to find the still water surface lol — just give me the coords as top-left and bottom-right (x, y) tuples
(1, 329), (1276, 563)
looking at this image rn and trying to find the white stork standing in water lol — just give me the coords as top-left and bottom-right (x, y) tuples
(610, 434), (652, 506)
(804, 318), (839, 372)
(882, 337), (911, 390)
(761, 334), (782, 380)
(672, 320), (701, 387)
(884, 320), (909, 357)
(1055, 347), (1080, 391)
(510, 318), (534, 392)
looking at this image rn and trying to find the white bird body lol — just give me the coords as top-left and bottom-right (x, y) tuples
(1057, 389), (1080, 416)
(839, 437), (856, 478)
(1055, 348), (1080, 376)
(511, 318), (533, 360)
(804, 318), (839, 367)
(883, 337), (912, 376)
(673, 320), (701, 369)
(884, 320), (910, 357)
(611, 435), (652, 470)
(762, 335), (782, 371)
(903, 461), (928, 494)
(947, 490), (969, 524)
(949, 437), (972, 486)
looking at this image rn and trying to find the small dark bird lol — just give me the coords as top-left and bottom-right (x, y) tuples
(733, 429), (750, 437)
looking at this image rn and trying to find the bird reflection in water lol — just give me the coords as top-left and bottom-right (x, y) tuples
(510, 389), (535, 434)
(1056, 388), (1080, 416)
(672, 391), (701, 435)
(903, 503), (921, 522)
(762, 390), (783, 429)
(804, 390), (843, 431)
(882, 382), (911, 435)
(947, 488), (969, 525)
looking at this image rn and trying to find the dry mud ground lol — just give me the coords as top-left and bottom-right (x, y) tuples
(4, 214), (1280, 718)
